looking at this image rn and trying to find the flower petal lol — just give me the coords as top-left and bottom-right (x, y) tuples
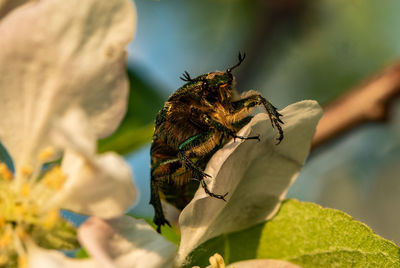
(27, 242), (98, 268)
(177, 100), (322, 263)
(58, 151), (137, 218)
(78, 216), (177, 268)
(48, 108), (137, 218)
(51, 108), (98, 159)
(226, 259), (301, 268)
(0, 0), (135, 168)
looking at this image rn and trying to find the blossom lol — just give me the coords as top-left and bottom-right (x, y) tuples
(78, 101), (323, 267)
(0, 0), (137, 266)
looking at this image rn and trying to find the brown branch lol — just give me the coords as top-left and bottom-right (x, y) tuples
(311, 62), (400, 150)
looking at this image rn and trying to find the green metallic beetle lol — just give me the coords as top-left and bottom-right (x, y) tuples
(150, 53), (284, 232)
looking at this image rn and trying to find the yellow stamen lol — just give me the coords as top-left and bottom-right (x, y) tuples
(42, 166), (66, 190)
(14, 203), (27, 219)
(38, 146), (55, 162)
(21, 165), (33, 177)
(209, 253), (226, 268)
(0, 232), (12, 249)
(15, 227), (28, 241)
(20, 183), (30, 197)
(42, 209), (59, 230)
(18, 255), (28, 268)
(0, 254), (8, 266)
(0, 159), (73, 263)
(0, 163), (12, 181)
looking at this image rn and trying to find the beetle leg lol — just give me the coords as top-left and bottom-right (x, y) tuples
(231, 94), (284, 144)
(179, 151), (211, 179)
(202, 114), (260, 141)
(150, 178), (171, 233)
(150, 157), (187, 232)
(232, 115), (253, 130)
(201, 180), (228, 201)
(178, 132), (227, 201)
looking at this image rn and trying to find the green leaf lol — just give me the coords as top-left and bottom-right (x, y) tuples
(98, 69), (165, 154)
(31, 219), (80, 250)
(185, 199), (400, 268)
(75, 248), (90, 259)
(98, 123), (154, 155)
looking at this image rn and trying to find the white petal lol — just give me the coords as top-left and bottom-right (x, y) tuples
(46, 108), (137, 218)
(55, 150), (137, 218)
(27, 242), (97, 268)
(161, 200), (181, 228)
(51, 108), (98, 159)
(226, 259), (301, 268)
(0, 0), (135, 168)
(177, 100), (322, 263)
(78, 216), (177, 268)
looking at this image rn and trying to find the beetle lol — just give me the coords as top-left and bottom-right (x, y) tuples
(150, 53), (284, 232)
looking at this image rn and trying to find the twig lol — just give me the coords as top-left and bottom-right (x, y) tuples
(311, 62), (400, 150)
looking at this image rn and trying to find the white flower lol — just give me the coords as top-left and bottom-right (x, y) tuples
(0, 0), (137, 266)
(78, 101), (323, 268)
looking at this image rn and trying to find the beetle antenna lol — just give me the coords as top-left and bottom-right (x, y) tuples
(227, 52), (246, 73)
(180, 71), (193, 82)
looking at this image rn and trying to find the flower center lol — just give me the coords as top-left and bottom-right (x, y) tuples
(0, 147), (67, 267)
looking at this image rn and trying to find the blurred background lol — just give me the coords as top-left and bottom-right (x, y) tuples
(98, 0), (400, 244)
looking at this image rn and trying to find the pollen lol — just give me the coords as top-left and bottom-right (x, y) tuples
(15, 227), (27, 240)
(20, 165), (33, 177)
(14, 203), (27, 219)
(0, 231), (12, 249)
(0, 160), (74, 261)
(0, 163), (12, 181)
(42, 166), (66, 190)
(20, 183), (30, 197)
(38, 146), (55, 162)
(18, 255), (28, 268)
